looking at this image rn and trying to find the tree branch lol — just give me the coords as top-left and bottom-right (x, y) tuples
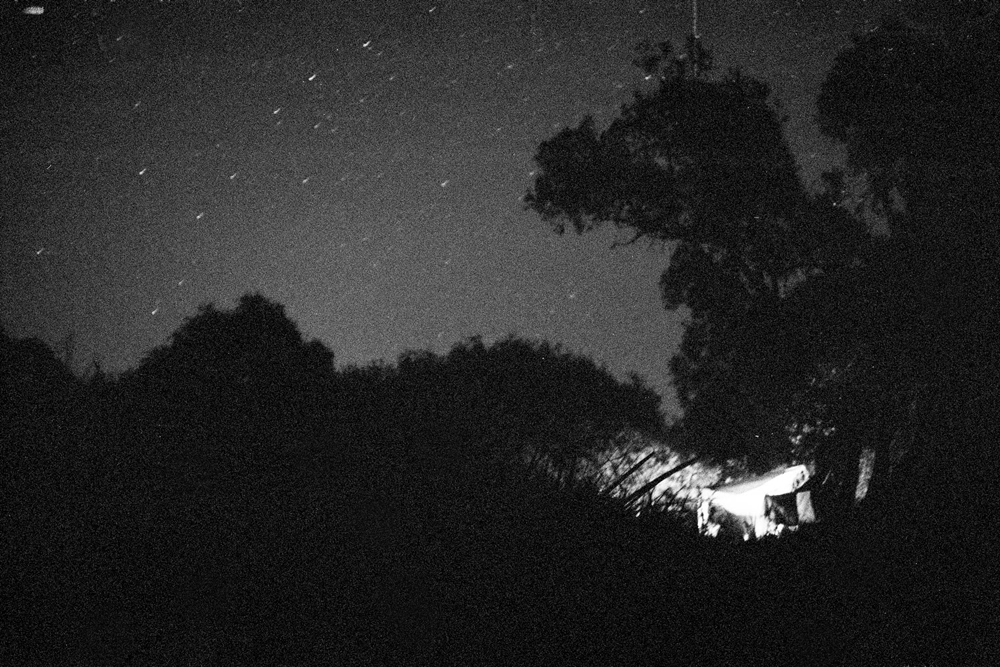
(610, 230), (644, 249)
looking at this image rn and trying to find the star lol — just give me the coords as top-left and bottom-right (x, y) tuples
(1, 0), (905, 417)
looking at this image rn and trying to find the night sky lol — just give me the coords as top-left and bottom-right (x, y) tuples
(2, 0), (903, 416)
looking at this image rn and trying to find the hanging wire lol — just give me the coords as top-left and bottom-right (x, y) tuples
(692, 0), (702, 77)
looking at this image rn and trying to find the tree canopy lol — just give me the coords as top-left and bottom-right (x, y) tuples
(817, 9), (1000, 253)
(362, 335), (667, 486)
(527, 13), (1000, 523)
(527, 60), (807, 315)
(815, 7), (1000, 519)
(525, 40), (871, 472)
(125, 293), (336, 456)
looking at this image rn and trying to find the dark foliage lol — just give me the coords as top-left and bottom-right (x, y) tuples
(817, 9), (1000, 247)
(386, 335), (665, 483)
(814, 7), (1000, 530)
(122, 293), (337, 459)
(1, 301), (688, 666)
(519, 18), (999, 666)
(6, 11), (1000, 663)
(524, 39), (871, 473)
(4, 288), (993, 666)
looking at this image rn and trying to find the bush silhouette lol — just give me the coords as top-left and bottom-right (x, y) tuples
(125, 293), (336, 460)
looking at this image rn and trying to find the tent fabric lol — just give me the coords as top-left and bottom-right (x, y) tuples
(795, 490), (817, 523)
(699, 465), (815, 538)
(766, 491), (800, 525)
(706, 465), (810, 516)
(764, 489), (816, 526)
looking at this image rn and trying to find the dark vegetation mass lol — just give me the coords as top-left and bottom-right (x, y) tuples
(5, 4), (1000, 666)
(2, 296), (676, 666)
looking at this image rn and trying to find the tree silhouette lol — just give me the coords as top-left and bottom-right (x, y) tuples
(1, 326), (80, 406)
(818, 10), (1000, 250)
(816, 8), (1000, 528)
(385, 335), (666, 487)
(1, 327), (83, 511)
(125, 293), (336, 459)
(7, 308), (992, 662)
(525, 40), (870, 474)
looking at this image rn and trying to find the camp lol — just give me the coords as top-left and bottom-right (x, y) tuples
(697, 465), (817, 540)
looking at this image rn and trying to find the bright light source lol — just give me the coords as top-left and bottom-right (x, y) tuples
(24, 6), (45, 15)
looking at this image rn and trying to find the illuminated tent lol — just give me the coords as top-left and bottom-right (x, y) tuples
(697, 465), (816, 539)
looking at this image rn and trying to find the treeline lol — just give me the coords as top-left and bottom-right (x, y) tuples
(1, 295), (674, 666)
(3, 292), (993, 666)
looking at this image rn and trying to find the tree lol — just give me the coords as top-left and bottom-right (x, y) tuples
(1, 327), (80, 407)
(526, 50), (809, 315)
(817, 9), (1000, 254)
(816, 8), (1000, 524)
(385, 335), (666, 487)
(1, 327), (83, 508)
(125, 293), (336, 458)
(525, 40), (869, 470)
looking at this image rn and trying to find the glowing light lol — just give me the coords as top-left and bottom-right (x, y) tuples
(23, 6), (44, 15)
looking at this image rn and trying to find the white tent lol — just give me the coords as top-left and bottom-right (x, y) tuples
(698, 465), (816, 539)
